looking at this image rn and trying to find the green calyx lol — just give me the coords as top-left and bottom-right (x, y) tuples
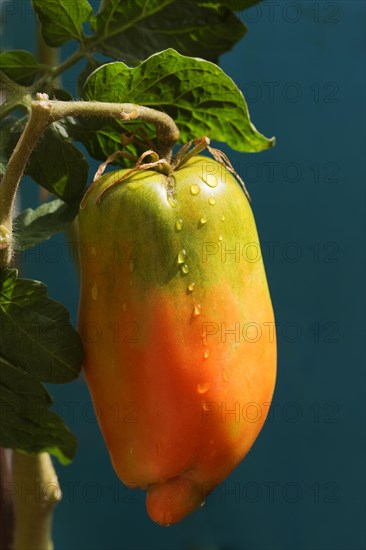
(80, 137), (249, 210)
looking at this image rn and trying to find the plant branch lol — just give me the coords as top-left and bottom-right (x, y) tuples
(37, 24), (60, 206)
(0, 72), (24, 96)
(0, 449), (14, 549)
(0, 99), (50, 267)
(33, 34), (128, 91)
(12, 452), (61, 550)
(0, 99), (27, 120)
(46, 99), (180, 159)
(33, 48), (85, 91)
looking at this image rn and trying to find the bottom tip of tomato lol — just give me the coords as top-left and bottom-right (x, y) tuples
(146, 474), (205, 526)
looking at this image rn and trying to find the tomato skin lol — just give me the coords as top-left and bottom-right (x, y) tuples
(78, 156), (276, 525)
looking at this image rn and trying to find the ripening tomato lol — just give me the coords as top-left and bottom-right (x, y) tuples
(78, 155), (276, 525)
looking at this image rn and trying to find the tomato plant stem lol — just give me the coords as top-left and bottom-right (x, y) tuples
(11, 452), (61, 550)
(35, 48), (85, 90)
(0, 449), (14, 549)
(0, 101), (50, 267)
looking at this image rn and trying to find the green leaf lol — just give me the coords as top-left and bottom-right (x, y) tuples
(0, 50), (39, 85)
(0, 355), (76, 464)
(9, 119), (89, 202)
(32, 0), (93, 46)
(4, 113), (87, 202)
(27, 122), (88, 201)
(90, 0), (245, 63)
(0, 116), (17, 169)
(210, 0), (263, 8)
(67, 116), (154, 167)
(84, 49), (274, 153)
(0, 268), (81, 462)
(48, 88), (73, 102)
(0, 269), (83, 384)
(92, 0), (173, 37)
(4, 115), (89, 202)
(28, 122), (89, 201)
(13, 198), (80, 250)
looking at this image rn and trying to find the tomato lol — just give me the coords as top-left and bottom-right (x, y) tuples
(78, 155), (276, 525)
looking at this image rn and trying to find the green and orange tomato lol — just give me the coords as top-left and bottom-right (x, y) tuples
(78, 155), (276, 525)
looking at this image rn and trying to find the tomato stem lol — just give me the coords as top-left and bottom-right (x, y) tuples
(11, 452), (61, 550)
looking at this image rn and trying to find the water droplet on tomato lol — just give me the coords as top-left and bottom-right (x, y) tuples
(203, 349), (210, 359)
(187, 282), (195, 292)
(208, 197), (216, 205)
(181, 263), (189, 274)
(222, 368), (230, 381)
(156, 512), (172, 526)
(199, 215), (207, 226)
(168, 196), (177, 208)
(200, 500), (206, 508)
(175, 219), (183, 231)
(221, 214), (226, 222)
(190, 184), (200, 195)
(91, 282), (98, 301)
(218, 234), (223, 241)
(177, 249), (187, 264)
(197, 382), (210, 394)
(193, 304), (201, 317)
(203, 175), (218, 188)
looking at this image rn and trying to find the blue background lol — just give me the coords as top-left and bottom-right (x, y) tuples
(1, 1), (365, 549)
